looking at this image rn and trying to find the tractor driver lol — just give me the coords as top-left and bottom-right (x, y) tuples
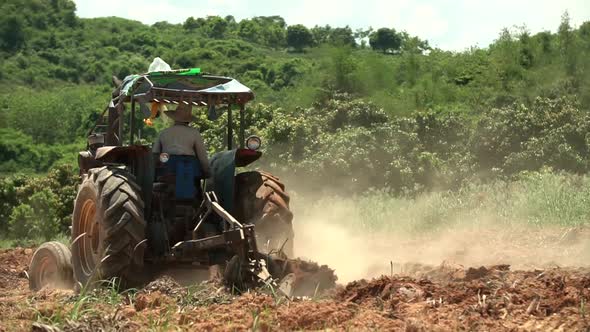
(152, 103), (211, 178)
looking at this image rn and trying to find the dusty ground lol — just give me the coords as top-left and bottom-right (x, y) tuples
(0, 246), (588, 331)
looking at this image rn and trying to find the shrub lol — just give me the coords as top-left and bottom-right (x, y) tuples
(1, 164), (77, 239)
(474, 96), (590, 175)
(8, 189), (61, 240)
(15, 164), (78, 232)
(0, 173), (28, 232)
(8, 204), (34, 239)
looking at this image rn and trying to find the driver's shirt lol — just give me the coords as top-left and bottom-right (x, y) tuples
(152, 123), (211, 178)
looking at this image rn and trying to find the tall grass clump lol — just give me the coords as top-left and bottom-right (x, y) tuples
(295, 170), (590, 234)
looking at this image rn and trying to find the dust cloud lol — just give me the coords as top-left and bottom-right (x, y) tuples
(292, 197), (590, 283)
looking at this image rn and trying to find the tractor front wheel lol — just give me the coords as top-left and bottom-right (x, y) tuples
(71, 167), (146, 287)
(28, 241), (74, 291)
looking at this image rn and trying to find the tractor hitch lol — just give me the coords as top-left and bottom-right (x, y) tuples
(168, 192), (293, 293)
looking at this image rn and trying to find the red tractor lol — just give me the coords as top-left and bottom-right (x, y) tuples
(28, 68), (297, 293)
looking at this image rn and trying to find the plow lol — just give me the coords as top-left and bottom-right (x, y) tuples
(27, 63), (335, 297)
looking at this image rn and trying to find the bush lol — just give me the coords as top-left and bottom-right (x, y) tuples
(15, 164), (78, 232)
(8, 189), (61, 240)
(29, 189), (61, 240)
(1, 164), (77, 240)
(8, 204), (34, 239)
(474, 96), (590, 175)
(255, 94), (590, 195)
(0, 173), (28, 232)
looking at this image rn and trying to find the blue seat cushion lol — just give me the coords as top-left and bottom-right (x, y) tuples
(157, 155), (203, 199)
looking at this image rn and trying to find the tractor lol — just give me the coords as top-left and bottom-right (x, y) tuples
(28, 67), (296, 292)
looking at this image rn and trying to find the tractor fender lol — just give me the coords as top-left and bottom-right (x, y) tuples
(207, 148), (262, 213)
(78, 151), (102, 175)
(95, 145), (151, 162)
(93, 145), (154, 214)
(208, 150), (237, 214)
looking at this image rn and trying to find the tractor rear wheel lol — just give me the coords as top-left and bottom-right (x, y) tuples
(71, 167), (146, 287)
(28, 241), (74, 291)
(234, 171), (294, 257)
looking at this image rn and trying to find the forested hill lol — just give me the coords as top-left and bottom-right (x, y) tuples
(2, 0), (588, 105)
(0, 0), (433, 94)
(1, 0), (590, 193)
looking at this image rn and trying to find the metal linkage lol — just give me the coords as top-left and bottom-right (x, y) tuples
(192, 191), (244, 240)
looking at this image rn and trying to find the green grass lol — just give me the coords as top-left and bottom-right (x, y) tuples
(34, 277), (138, 329)
(0, 232), (69, 249)
(293, 169), (590, 235)
(0, 238), (14, 249)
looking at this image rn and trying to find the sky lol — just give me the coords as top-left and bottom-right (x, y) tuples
(73, 0), (590, 51)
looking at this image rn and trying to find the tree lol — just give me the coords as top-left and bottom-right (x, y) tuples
(0, 14), (26, 52)
(183, 16), (200, 30)
(369, 28), (401, 53)
(253, 16), (286, 29)
(264, 26), (286, 48)
(205, 16), (228, 39)
(580, 21), (590, 41)
(535, 31), (553, 55)
(60, 0), (78, 27)
(287, 24), (313, 52)
(518, 31), (534, 68)
(175, 49), (200, 68)
(355, 27), (373, 48)
(252, 16), (287, 48)
(490, 28), (523, 92)
(329, 26), (356, 46)
(238, 19), (261, 42)
(225, 15), (236, 25)
(354, 27), (373, 40)
(311, 25), (332, 45)
(399, 31), (431, 54)
(579, 21), (590, 53)
(558, 11), (578, 76)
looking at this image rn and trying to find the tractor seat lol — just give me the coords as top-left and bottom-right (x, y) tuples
(154, 155), (205, 200)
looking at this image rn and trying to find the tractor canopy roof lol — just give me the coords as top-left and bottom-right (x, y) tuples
(117, 68), (254, 107)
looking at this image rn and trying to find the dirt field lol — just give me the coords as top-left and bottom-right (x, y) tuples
(0, 246), (589, 331)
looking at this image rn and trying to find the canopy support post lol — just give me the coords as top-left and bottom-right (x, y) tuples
(117, 102), (124, 147)
(227, 104), (233, 150)
(239, 104), (245, 148)
(130, 95), (135, 145)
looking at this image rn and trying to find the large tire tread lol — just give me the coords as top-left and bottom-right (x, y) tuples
(72, 166), (145, 286)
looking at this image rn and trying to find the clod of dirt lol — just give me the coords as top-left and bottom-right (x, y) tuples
(119, 306), (137, 319)
(464, 264), (510, 281)
(337, 276), (433, 304)
(464, 266), (490, 281)
(285, 258), (338, 297)
(31, 322), (60, 332)
(141, 275), (182, 295)
(135, 291), (163, 311)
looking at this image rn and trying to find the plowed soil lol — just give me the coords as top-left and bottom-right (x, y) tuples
(0, 247), (588, 331)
